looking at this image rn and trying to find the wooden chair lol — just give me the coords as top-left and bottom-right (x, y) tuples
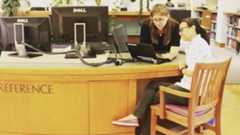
(150, 58), (231, 135)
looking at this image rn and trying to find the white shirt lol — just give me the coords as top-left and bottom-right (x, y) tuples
(175, 35), (213, 90)
(179, 39), (190, 53)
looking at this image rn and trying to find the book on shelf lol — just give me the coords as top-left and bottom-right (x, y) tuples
(211, 23), (216, 31)
(238, 17), (240, 26)
(237, 30), (240, 39)
(229, 16), (240, 26)
(210, 32), (216, 40)
(227, 38), (237, 49)
(226, 13), (240, 52)
(232, 40), (237, 49)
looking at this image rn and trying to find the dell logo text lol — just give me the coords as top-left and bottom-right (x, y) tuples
(73, 8), (87, 13)
(17, 19), (28, 23)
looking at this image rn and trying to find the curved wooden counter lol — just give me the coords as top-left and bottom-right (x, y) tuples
(0, 53), (182, 135)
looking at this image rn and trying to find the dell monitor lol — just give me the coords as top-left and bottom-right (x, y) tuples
(0, 17), (51, 52)
(51, 6), (109, 45)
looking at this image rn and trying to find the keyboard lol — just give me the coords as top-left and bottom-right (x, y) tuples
(8, 52), (43, 58)
(137, 56), (171, 64)
(87, 42), (111, 54)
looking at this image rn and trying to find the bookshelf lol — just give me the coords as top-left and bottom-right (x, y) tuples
(194, 9), (217, 44)
(225, 12), (240, 54)
(210, 12), (217, 44)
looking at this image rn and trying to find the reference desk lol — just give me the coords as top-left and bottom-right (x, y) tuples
(0, 52), (182, 135)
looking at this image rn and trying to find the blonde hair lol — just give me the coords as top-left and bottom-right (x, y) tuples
(150, 4), (170, 17)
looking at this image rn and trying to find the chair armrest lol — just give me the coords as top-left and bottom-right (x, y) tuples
(160, 86), (191, 98)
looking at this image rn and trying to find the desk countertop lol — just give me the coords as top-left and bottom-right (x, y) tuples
(0, 51), (184, 69)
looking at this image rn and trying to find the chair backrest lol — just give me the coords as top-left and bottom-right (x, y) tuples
(189, 58), (231, 112)
(112, 24), (129, 53)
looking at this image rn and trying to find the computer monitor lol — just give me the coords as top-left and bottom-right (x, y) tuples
(170, 9), (191, 22)
(112, 24), (129, 53)
(51, 6), (108, 44)
(0, 17), (51, 52)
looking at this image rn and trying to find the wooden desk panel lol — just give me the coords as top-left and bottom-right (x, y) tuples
(89, 80), (136, 134)
(0, 54), (182, 135)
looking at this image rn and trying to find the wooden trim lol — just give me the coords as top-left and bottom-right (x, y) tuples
(109, 11), (150, 16)
(194, 9), (217, 14)
(21, 11), (151, 17)
(224, 12), (240, 16)
(160, 86), (191, 98)
(216, 42), (225, 48)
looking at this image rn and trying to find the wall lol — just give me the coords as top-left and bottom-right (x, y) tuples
(30, 0), (51, 7)
(0, 0), (3, 15)
(223, 0), (240, 12)
(206, 0), (217, 10)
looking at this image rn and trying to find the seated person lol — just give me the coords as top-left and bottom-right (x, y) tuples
(139, 4), (180, 59)
(112, 18), (213, 135)
(179, 19), (210, 53)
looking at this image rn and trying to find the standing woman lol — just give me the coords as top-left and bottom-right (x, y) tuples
(140, 4), (180, 53)
(112, 18), (213, 135)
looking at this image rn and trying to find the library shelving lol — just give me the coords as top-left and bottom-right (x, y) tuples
(194, 9), (217, 44)
(225, 12), (240, 54)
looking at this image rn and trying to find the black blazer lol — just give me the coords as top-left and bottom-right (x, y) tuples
(140, 18), (180, 53)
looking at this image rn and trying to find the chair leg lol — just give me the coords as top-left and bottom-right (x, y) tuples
(150, 107), (157, 135)
(188, 126), (195, 135)
(195, 125), (204, 134)
(215, 116), (221, 135)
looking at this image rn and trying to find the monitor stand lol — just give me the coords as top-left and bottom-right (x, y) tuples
(8, 52), (43, 58)
(65, 22), (96, 59)
(11, 23), (43, 58)
(64, 50), (96, 59)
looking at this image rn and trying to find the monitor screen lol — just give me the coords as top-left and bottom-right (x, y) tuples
(0, 17), (51, 52)
(51, 6), (108, 44)
(112, 24), (129, 53)
(170, 9), (191, 22)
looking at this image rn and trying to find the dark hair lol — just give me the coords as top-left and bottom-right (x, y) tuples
(181, 18), (210, 44)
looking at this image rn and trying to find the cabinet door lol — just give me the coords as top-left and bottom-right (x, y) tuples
(89, 80), (136, 135)
(0, 80), (89, 135)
